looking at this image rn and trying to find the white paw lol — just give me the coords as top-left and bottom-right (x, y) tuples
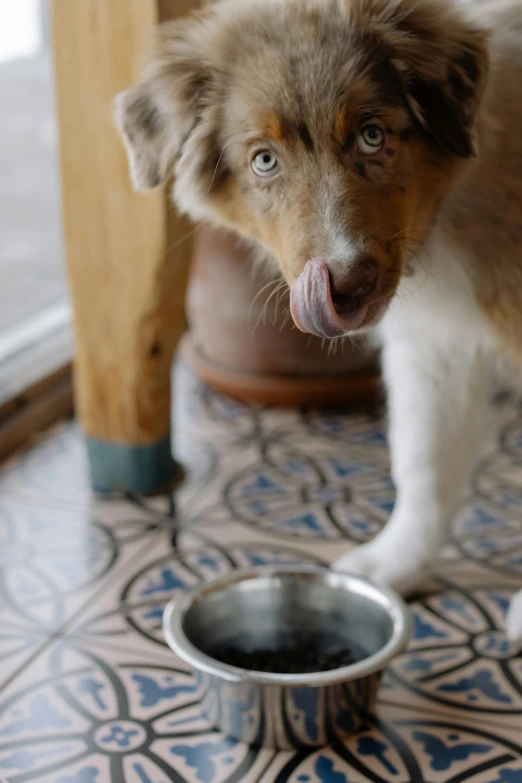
(333, 540), (430, 596)
(506, 589), (522, 650)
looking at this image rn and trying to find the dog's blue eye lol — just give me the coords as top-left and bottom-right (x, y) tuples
(252, 150), (279, 177)
(358, 125), (384, 154)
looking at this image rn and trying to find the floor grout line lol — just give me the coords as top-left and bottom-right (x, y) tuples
(54, 631), (186, 666)
(0, 533), (169, 663)
(0, 530), (181, 694)
(0, 628), (62, 695)
(50, 537), (169, 637)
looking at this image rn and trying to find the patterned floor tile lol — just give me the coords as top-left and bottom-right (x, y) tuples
(459, 493), (522, 580)
(3, 639), (520, 783)
(2, 368), (522, 782)
(0, 623), (50, 690)
(175, 401), (395, 547)
(383, 575), (522, 725)
(219, 438), (393, 543)
(259, 703), (522, 783)
(67, 528), (329, 659)
(0, 497), (168, 631)
(0, 637), (273, 783)
(172, 364), (280, 478)
(0, 421), (91, 505)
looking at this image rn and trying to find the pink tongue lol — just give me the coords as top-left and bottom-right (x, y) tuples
(290, 258), (368, 338)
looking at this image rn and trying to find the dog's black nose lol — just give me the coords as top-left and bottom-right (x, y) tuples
(328, 256), (378, 314)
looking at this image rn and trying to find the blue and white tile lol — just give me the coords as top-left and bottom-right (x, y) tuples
(174, 363), (265, 453)
(299, 408), (389, 450)
(67, 529), (329, 658)
(0, 498), (157, 631)
(259, 704), (522, 783)
(0, 638), (273, 783)
(0, 623), (50, 689)
(220, 440), (393, 544)
(383, 576), (522, 725)
(0, 421), (91, 505)
(376, 706), (522, 783)
(452, 495), (522, 578)
(1, 637), (520, 783)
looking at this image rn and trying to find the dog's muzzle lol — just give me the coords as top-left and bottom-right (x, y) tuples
(290, 258), (369, 338)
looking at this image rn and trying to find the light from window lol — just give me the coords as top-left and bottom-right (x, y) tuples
(0, 0), (41, 65)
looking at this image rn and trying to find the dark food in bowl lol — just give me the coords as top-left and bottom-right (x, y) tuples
(207, 630), (366, 674)
(210, 641), (357, 673)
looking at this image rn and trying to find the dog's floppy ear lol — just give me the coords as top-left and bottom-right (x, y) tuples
(115, 16), (222, 190)
(355, 0), (489, 157)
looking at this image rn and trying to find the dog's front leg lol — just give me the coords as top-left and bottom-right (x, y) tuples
(335, 338), (489, 594)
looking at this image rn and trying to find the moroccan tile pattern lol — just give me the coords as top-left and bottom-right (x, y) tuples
(0, 366), (521, 783)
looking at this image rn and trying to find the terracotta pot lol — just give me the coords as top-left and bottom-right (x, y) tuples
(181, 224), (380, 407)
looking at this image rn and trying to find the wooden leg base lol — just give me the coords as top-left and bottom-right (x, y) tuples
(85, 434), (184, 496)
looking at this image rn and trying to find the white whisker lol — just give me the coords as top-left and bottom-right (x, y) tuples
(208, 141), (232, 192)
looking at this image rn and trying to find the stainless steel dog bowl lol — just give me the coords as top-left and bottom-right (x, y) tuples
(163, 565), (410, 749)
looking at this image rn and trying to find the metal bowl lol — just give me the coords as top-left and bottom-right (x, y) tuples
(163, 565), (410, 749)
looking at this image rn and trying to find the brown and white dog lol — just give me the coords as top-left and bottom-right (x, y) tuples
(116, 0), (522, 643)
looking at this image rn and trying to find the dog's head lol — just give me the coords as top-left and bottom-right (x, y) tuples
(116, 0), (489, 337)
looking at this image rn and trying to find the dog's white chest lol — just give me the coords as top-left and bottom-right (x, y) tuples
(378, 237), (493, 353)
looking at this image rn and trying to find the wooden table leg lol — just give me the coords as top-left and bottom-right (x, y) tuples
(52, 0), (192, 494)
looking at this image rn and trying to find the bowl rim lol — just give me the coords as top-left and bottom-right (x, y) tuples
(163, 564), (411, 686)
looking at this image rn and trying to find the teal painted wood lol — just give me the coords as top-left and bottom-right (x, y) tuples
(85, 434), (183, 495)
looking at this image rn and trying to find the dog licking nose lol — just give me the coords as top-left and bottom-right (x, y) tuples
(290, 258), (376, 338)
(329, 255), (378, 311)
